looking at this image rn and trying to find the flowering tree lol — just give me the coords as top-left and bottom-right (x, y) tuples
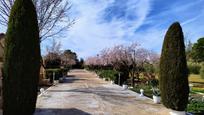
(44, 40), (78, 69)
(85, 42), (159, 85)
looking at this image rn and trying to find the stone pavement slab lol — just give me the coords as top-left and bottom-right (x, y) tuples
(34, 69), (170, 115)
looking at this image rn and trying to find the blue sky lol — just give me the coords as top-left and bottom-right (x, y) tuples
(1, 0), (204, 58)
(59, 0), (204, 58)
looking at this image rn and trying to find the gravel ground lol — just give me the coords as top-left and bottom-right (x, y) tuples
(34, 69), (170, 115)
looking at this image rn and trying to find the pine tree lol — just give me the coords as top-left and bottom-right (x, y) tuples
(160, 22), (189, 111)
(3, 0), (40, 114)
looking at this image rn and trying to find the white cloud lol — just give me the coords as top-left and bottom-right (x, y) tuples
(2, 0), (203, 59)
(0, 25), (6, 33)
(45, 0), (204, 59)
(137, 0), (204, 51)
(60, 0), (152, 58)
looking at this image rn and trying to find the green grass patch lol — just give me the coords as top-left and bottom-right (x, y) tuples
(192, 87), (204, 94)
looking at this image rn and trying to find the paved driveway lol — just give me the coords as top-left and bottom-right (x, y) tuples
(34, 69), (169, 115)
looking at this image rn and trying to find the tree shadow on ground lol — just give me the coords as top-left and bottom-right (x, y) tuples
(46, 86), (139, 105)
(34, 108), (91, 115)
(62, 76), (86, 83)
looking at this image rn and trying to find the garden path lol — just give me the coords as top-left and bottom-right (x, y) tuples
(34, 69), (169, 115)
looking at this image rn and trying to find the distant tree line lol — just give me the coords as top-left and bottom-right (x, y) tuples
(185, 37), (204, 79)
(44, 39), (84, 69)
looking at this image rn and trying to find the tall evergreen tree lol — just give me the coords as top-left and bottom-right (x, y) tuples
(160, 22), (189, 111)
(3, 0), (41, 114)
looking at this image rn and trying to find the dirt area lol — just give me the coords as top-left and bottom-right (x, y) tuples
(34, 69), (170, 115)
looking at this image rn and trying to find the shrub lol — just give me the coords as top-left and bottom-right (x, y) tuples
(3, 0), (40, 114)
(187, 100), (204, 114)
(148, 79), (159, 87)
(160, 22), (189, 111)
(61, 68), (70, 76)
(46, 69), (63, 83)
(98, 70), (118, 81)
(148, 79), (160, 96)
(144, 64), (155, 73)
(45, 57), (61, 68)
(200, 65), (204, 79)
(131, 84), (152, 98)
(188, 62), (201, 74)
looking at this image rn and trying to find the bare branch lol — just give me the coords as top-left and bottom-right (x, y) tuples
(0, 0), (74, 41)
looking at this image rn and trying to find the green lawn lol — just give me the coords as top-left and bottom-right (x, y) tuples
(192, 87), (204, 93)
(189, 74), (204, 83)
(188, 74), (204, 94)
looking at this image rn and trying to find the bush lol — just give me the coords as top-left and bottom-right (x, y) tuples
(144, 64), (155, 73)
(45, 58), (61, 68)
(61, 68), (70, 76)
(188, 62), (201, 74)
(98, 70), (118, 81)
(200, 65), (204, 79)
(187, 100), (204, 114)
(160, 22), (189, 111)
(46, 69), (63, 83)
(148, 79), (160, 96)
(3, 0), (40, 114)
(148, 79), (159, 87)
(131, 84), (152, 98)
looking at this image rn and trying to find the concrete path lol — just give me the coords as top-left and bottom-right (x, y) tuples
(34, 69), (170, 115)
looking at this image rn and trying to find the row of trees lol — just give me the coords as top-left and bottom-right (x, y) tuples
(85, 43), (159, 85)
(186, 37), (204, 79)
(186, 37), (204, 62)
(86, 22), (191, 113)
(44, 39), (84, 69)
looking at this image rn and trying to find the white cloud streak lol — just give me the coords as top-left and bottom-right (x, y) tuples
(61, 0), (152, 58)
(54, 0), (204, 58)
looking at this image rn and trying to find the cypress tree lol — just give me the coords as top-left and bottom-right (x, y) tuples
(160, 22), (189, 111)
(3, 0), (40, 114)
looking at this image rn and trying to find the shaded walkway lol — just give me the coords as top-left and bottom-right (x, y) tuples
(34, 69), (169, 115)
